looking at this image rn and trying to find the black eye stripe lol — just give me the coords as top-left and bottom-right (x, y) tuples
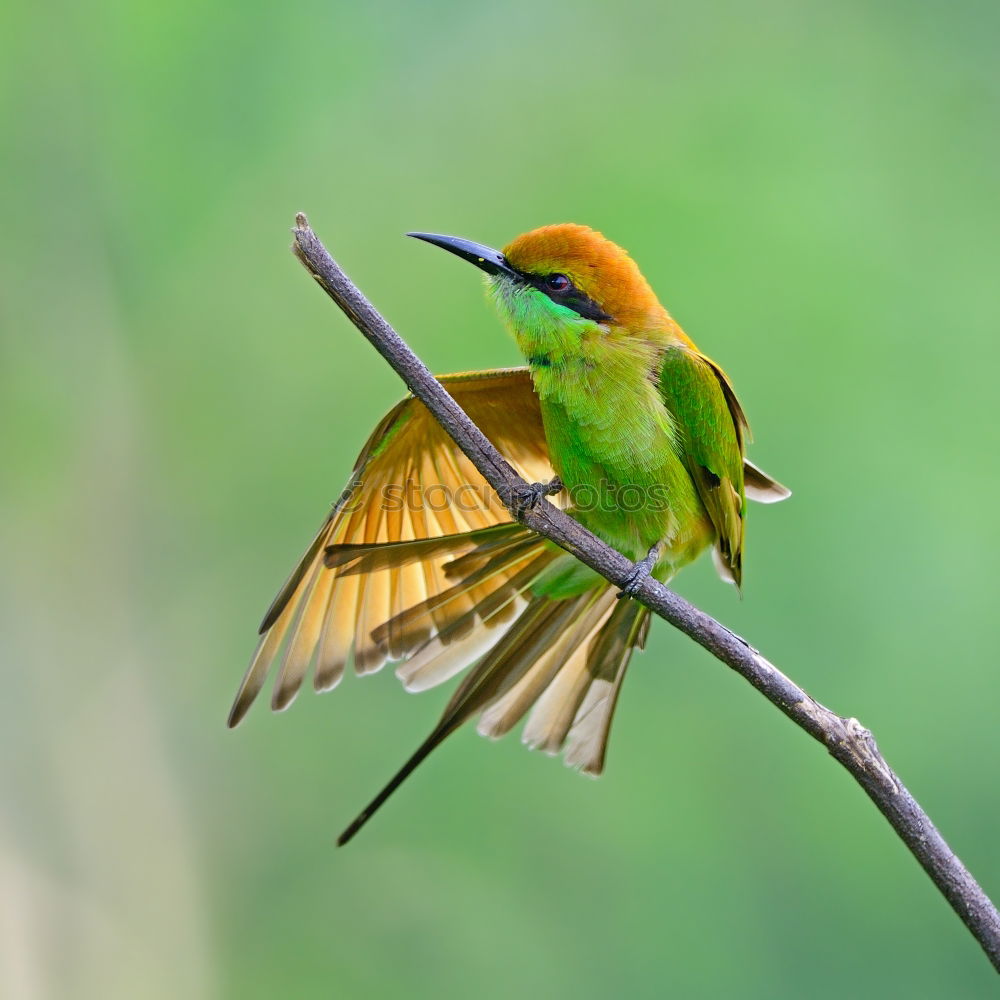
(522, 272), (612, 323)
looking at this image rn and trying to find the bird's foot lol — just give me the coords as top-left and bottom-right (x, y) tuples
(617, 544), (663, 599)
(510, 476), (563, 517)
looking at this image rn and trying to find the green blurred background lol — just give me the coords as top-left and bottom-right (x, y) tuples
(3, 0), (999, 996)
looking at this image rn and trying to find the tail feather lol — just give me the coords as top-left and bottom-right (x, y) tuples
(232, 501), (654, 845)
(518, 595), (623, 753)
(478, 588), (618, 740)
(437, 594), (586, 730)
(335, 592), (582, 845)
(335, 584), (651, 845)
(563, 599), (650, 775)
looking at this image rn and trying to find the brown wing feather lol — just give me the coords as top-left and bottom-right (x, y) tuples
(229, 369), (557, 727)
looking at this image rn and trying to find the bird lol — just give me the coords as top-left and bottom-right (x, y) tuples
(228, 223), (790, 844)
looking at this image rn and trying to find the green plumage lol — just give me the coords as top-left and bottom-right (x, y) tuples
(490, 277), (742, 593)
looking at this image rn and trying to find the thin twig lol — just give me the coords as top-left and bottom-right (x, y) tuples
(289, 212), (1000, 972)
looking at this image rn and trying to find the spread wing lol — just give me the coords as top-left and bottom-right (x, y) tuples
(659, 347), (752, 586)
(228, 368), (558, 726)
(256, 362), (786, 631)
(257, 367), (554, 634)
(231, 364), (790, 726)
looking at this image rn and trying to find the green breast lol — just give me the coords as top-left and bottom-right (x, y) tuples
(531, 355), (708, 566)
(493, 282), (715, 577)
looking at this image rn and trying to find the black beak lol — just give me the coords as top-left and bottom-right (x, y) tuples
(407, 232), (521, 280)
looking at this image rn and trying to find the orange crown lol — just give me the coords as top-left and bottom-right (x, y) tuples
(503, 224), (667, 329)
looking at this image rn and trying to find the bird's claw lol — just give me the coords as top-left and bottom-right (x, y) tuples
(617, 544), (662, 599)
(510, 476), (563, 517)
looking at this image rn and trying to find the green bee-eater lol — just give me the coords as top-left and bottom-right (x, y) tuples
(229, 224), (790, 843)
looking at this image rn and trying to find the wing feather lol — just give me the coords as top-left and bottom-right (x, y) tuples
(743, 458), (792, 503)
(659, 348), (748, 586)
(230, 369), (556, 725)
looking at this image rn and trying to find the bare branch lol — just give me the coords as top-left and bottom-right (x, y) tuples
(290, 212), (1000, 973)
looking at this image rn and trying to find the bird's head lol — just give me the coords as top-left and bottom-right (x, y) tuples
(409, 225), (672, 361)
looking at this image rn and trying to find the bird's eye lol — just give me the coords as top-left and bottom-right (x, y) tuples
(545, 273), (571, 292)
